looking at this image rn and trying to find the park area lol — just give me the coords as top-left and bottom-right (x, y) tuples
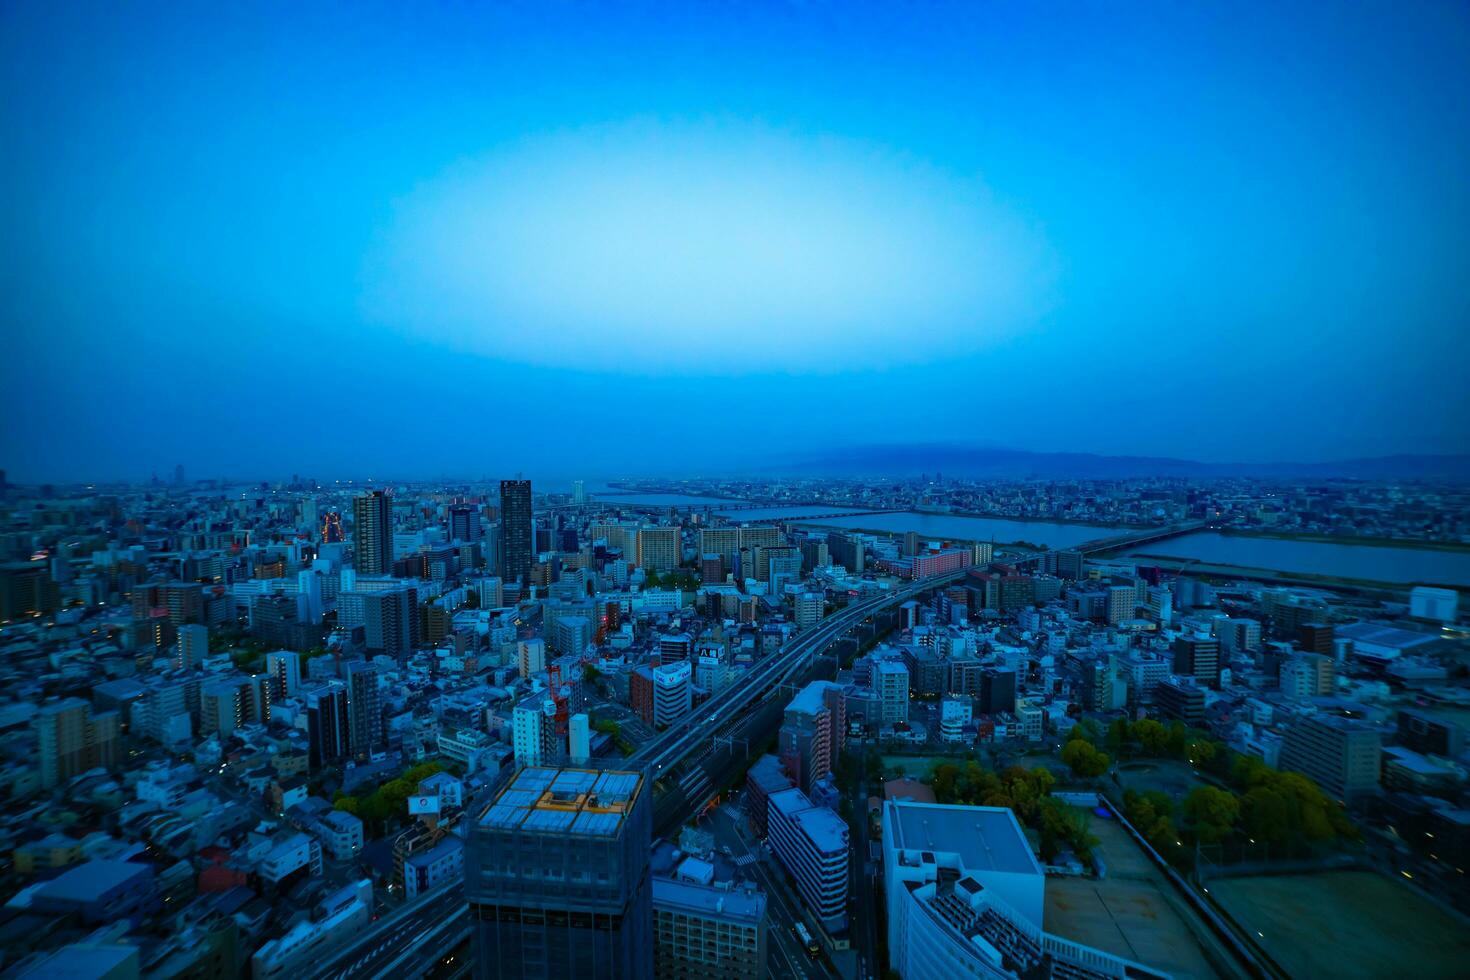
(1044, 816), (1228, 979)
(1209, 870), (1470, 979)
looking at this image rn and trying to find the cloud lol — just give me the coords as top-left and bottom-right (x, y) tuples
(361, 119), (1055, 373)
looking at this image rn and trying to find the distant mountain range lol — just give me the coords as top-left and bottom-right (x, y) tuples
(783, 445), (1470, 481)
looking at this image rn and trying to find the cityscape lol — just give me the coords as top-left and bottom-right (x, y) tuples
(3, 4), (1469, 980)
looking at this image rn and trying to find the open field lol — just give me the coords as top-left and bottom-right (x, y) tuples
(1209, 870), (1470, 979)
(1045, 816), (1226, 979)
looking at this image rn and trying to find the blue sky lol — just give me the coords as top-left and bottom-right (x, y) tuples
(3, 2), (1467, 481)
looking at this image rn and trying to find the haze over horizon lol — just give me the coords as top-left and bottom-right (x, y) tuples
(4, 3), (1468, 482)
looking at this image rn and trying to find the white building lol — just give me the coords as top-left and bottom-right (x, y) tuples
(882, 801), (1160, 979)
(518, 638), (546, 679)
(768, 788), (849, 934)
(653, 660), (692, 728)
(1410, 586), (1459, 624)
(569, 712), (591, 763)
(403, 834), (463, 900)
(513, 698), (558, 766)
(876, 660), (909, 724)
(939, 697), (972, 742)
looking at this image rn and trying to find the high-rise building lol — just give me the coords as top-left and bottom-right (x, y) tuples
(568, 713), (591, 763)
(352, 490), (394, 575)
(778, 681), (846, 794)
(512, 698), (558, 767)
(307, 682), (351, 769)
(337, 587), (418, 657)
(825, 532), (864, 574)
(653, 660), (692, 728)
(637, 526), (680, 574)
(175, 623), (208, 670)
(977, 668), (1017, 716)
(466, 767), (652, 978)
(1280, 714), (1382, 803)
(792, 593), (823, 630)
(1154, 678), (1206, 727)
(499, 480), (533, 585)
(1172, 635), (1221, 688)
(767, 788), (849, 933)
(343, 661), (383, 757)
(266, 650), (302, 699)
(877, 660), (909, 724)
(571, 480), (586, 506)
(517, 638), (546, 679)
(450, 504), (482, 543)
(34, 698), (120, 788)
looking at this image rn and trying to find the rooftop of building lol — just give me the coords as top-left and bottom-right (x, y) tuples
(481, 766), (643, 837)
(886, 800), (1042, 878)
(1337, 621), (1439, 650)
(786, 679), (838, 716)
(652, 876), (766, 923)
(36, 858), (151, 901)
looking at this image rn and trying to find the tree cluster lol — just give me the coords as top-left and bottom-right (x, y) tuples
(334, 760), (447, 832)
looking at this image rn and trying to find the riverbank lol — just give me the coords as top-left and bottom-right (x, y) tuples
(1215, 528), (1470, 554)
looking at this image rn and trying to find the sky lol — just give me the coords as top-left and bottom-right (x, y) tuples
(2, 2), (1468, 483)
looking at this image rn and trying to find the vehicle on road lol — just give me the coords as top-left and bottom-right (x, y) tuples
(794, 922), (819, 958)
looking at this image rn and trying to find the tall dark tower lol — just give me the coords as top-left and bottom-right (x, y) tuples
(499, 479), (533, 585)
(466, 767), (652, 979)
(352, 490), (393, 575)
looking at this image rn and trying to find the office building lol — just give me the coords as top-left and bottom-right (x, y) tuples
(466, 767), (652, 978)
(1154, 678), (1206, 728)
(353, 490), (394, 575)
(653, 876), (766, 979)
(1280, 714), (1382, 803)
(767, 788), (848, 933)
(450, 504), (482, 543)
(34, 699), (120, 789)
(653, 660), (692, 728)
(1172, 635), (1220, 688)
(499, 479), (533, 585)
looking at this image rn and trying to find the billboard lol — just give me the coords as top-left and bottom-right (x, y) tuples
(407, 794), (441, 815)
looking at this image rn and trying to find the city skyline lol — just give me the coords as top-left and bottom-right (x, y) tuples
(4, 2), (1469, 482)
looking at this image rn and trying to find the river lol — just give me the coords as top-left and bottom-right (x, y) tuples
(1123, 532), (1470, 588)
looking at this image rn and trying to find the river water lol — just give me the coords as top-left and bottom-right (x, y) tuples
(585, 496), (1468, 588)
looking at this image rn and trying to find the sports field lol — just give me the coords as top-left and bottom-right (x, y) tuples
(1209, 870), (1470, 979)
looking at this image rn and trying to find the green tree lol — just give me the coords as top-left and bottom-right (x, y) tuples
(1061, 739), (1110, 778)
(1183, 786), (1240, 844)
(1133, 718), (1170, 756)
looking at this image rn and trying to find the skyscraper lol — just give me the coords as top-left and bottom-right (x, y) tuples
(343, 660), (383, 757)
(499, 479), (533, 585)
(34, 698), (120, 789)
(466, 767), (652, 978)
(450, 504), (482, 543)
(353, 490), (393, 575)
(306, 682), (350, 769)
